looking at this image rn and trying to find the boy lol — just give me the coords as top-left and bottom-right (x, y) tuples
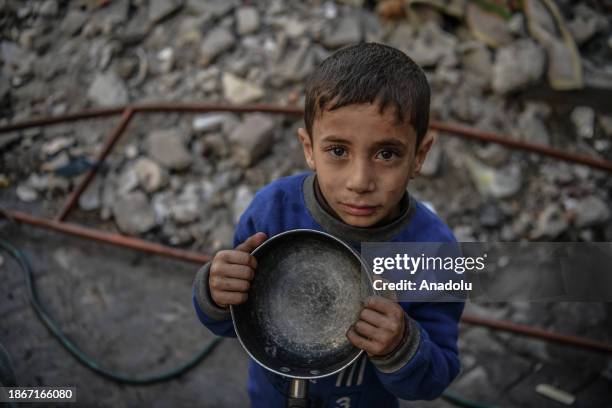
(193, 43), (463, 407)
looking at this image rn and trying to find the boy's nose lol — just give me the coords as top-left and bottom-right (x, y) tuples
(346, 160), (375, 193)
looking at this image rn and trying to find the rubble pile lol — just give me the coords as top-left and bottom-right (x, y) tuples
(1, 0), (611, 251)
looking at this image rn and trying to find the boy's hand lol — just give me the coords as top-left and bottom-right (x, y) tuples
(346, 296), (406, 358)
(209, 232), (267, 308)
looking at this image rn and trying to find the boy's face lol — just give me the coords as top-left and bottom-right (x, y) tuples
(298, 103), (434, 228)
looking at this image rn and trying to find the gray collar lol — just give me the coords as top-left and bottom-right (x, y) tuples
(302, 173), (416, 243)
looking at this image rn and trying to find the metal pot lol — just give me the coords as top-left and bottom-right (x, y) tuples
(231, 229), (373, 407)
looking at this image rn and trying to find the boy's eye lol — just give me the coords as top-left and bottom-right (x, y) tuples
(377, 149), (398, 160)
(329, 146), (347, 157)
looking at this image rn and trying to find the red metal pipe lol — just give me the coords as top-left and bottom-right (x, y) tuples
(3, 209), (612, 354)
(2, 103), (611, 173)
(132, 102), (303, 116)
(0, 107), (124, 133)
(461, 314), (612, 354)
(430, 120), (612, 173)
(5, 209), (210, 264)
(56, 108), (134, 221)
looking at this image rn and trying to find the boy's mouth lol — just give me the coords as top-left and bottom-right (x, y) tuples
(338, 202), (379, 216)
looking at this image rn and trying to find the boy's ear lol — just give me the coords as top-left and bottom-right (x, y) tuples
(411, 131), (436, 178)
(297, 127), (316, 171)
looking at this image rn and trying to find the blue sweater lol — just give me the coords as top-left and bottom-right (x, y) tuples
(193, 172), (463, 407)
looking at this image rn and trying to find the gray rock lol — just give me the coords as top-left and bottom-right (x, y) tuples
(524, 0), (583, 90)
(149, 0), (183, 23)
(599, 114), (612, 137)
(492, 39), (545, 94)
(195, 67), (220, 93)
(465, 156), (522, 199)
(87, 72), (128, 107)
(473, 143), (509, 167)
(192, 113), (235, 133)
(460, 42), (493, 88)
(0, 132), (20, 152)
(16, 184), (38, 202)
(405, 22), (457, 67)
(465, 2), (513, 48)
(531, 204), (568, 239)
(157, 47), (174, 73)
(151, 191), (173, 223)
(39, 0), (58, 17)
(78, 176), (102, 211)
(171, 188), (200, 224)
(362, 10), (384, 42)
(321, 15), (362, 49)
(96, 0), (130, 26)
(40, 151), (70, 173)
(567, 4), (608, 46)
(571, 106), (595, 139)
(236, 7), (260, 35)
(451, 83), (484, 123)
(508, 13), (526, 36)
(200, 133), (229, 158)
(517, 104), (550, 145)
(232, 185), (254, 224)
(479, 202), (505, 228)
(386, 23), (415, 51)
(453, 225), (477, 242)
(229, 114), (276, 167)
(41, 137), (75, 156)
(112, 191), (157, 235)
(117, 165), (139, 196)
(61, 10), (88, 36)
(272, 40), (316, 85)
(222, 73), (263, 104)
(186, 0), (237, 18)
(199, 27), (234, 66)
(574, 196), (610, 228)
(146, 129), (192, 170)
(133, 157), (167, 192)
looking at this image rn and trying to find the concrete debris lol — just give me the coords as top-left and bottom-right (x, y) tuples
(112, 191), (157, 234)
(146, 129), (192, 171)
(524, 0), (583, 90)
(87, 71), (128, 107)
(492, 39), (545, 94)
(222, 73), (264, 104)
(229, 114), (276, 167)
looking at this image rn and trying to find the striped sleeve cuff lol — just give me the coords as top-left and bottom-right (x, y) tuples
(369, 315), (421, 374)
(193, 262), (232, 321)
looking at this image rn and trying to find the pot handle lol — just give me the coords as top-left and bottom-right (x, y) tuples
(287, 378), (309, 408)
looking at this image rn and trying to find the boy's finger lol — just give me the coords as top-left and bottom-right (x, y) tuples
(235, 232), (268, 254)
(360, 308), (400, 333)
(353, 320), (378, 339)
(346, 327), (382, 355)
(364, 296), (399, 315)
(219, 250), (258, 269)
(359, 308), (387, 327)
(214, 291), (248, 306)
(210, 276), (251, 292)
(214, 264), (255, 281)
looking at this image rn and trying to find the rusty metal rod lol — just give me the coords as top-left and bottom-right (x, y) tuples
(132, 102), (303, 116)
(0, 107), (125, 133)
(461, 314), (612, 354)
(2, 103), (611, 173)
(430, 120), (612, 173)
(56, 108), (135, 222)
(4, 209), (612, 354)
(4, 209), (210, 264)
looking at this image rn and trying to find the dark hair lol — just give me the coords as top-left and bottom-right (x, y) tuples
(304, 42), (430, 146)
